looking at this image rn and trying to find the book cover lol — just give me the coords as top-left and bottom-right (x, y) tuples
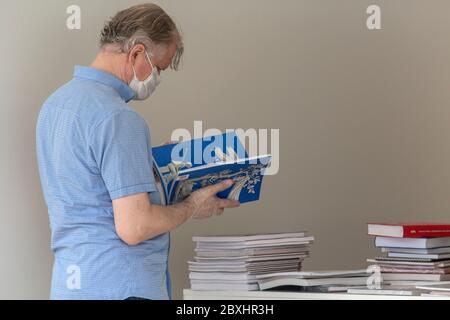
(374, 236), (450, 249)
(152, 131), (271, 205)
(368, 223), (450, 238)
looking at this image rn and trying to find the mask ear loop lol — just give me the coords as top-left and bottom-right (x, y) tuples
(145, 50), (161, 83)
(145, 51), (160, 80)
(131, 63), (138, 78)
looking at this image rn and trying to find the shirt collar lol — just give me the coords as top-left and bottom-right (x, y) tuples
(73, 66), (135, 102)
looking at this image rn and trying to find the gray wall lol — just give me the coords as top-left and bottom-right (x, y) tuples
(1, 0), (450, 299)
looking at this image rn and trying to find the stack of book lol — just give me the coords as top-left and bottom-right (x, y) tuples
(367, 223), (450, 289)
(189, 232), (314, 291)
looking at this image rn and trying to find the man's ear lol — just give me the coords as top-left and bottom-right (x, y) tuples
(128, 44), (146, 64)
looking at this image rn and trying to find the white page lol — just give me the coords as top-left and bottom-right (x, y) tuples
(388, 252), (450, 260)
(196, 241), (312, 250)
(415, 282), (450, 291)
(193, 232), (308, 242)
(255, 269), (369, 280)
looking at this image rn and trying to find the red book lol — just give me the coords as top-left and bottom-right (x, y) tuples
(368, 223), (450, 238)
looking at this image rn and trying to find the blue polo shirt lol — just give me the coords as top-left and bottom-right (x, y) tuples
(36, 66), (171, 300)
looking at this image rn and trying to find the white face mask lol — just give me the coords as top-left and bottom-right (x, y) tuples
(129, 51), (161, 101)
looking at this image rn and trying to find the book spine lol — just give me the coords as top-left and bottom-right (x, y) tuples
(403, 225), (450, 238)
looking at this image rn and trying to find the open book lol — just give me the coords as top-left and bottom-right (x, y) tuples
(256, 269), (371, 291)
(152, 132), (271, 205)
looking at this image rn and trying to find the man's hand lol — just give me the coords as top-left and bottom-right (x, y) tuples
(184, 179), (240, 219)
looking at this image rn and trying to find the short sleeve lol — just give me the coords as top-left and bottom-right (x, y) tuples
(90, 110), (156, 200)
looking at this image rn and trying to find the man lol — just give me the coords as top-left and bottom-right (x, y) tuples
(36, 3), (240, 300)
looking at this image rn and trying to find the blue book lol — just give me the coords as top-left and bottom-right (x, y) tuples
(152, 132), (271, 205)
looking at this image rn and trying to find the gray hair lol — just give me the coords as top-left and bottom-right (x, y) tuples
(100, 3), (184, 70)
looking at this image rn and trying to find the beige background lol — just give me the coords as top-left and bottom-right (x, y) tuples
(1, 0), (450, 299)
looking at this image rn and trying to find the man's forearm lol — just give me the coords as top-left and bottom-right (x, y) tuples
(113, 180), (236, 246)
(132, 200), (194, 244)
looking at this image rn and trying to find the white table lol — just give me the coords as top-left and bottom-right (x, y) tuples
(183, 289), (450, 300)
